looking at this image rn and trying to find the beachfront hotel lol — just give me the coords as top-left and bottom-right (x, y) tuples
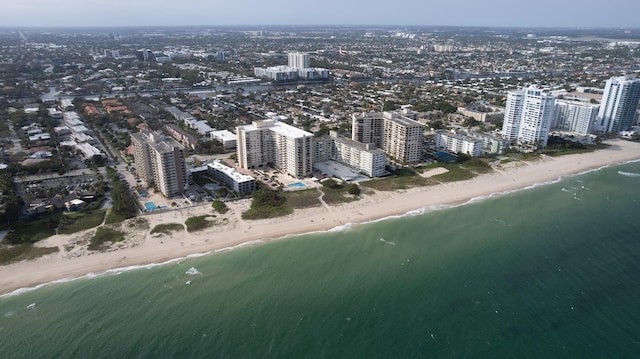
(131, 129), (187, 198)
(502, 86), (556, 147)
(434, 130), (484, 157)
(314, 132), (387, 177)
(553, 99), (599, 135)
(593, 75), (640, 133)
(236, 119), (314, 178)
(205, 160), (256, 195)
(352, 111), (424, 164)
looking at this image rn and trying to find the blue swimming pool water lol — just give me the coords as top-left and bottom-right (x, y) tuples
(144, 202), (157, 211)
(288, 182), (306, 188)
(203, 184), (221, 191)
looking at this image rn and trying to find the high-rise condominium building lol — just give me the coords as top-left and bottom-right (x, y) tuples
(593, 76), (640, 133)
(502, 86), (556, 147)
(288, 52), (310, 70)
(352, 111), (424, 164)
(131, 129), (187, 198)
(434, 130), (484, 157)
(313, 132), (387, 177)
(553, 100), (599, 135)
(236, 120), (314, 178)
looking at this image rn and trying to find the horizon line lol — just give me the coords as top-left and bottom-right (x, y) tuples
(1, 24), (639, 31)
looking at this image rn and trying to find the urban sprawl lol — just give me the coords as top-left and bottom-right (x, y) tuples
(0, 26), (639, 248)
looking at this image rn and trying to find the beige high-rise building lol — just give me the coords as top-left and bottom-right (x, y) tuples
(236, 120), (313, 178)
(131, 129), (187, 198)
(288, 51), (310, 70)
(352, 111), (424, 164)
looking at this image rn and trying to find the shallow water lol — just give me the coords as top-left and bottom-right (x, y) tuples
(2, 161), (640, 358)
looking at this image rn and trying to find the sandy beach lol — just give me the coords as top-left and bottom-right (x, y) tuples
(1, 138), (639, 296)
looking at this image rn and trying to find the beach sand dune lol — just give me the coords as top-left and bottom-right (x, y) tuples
(1, 139), (639, 296)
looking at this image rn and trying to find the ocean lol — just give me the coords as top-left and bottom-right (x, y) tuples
(2, 161), (640, 358)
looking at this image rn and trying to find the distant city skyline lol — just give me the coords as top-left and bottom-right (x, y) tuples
(1, 0), (640, 29)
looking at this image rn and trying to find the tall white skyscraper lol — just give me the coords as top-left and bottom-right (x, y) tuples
(288, 52), (310, 70)
(553, 100), (599, 135)
(594, 76), (640, 133)
(501, 86), (556, 147)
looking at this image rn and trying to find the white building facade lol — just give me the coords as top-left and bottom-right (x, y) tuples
(434, 130), (484, 157)
(206, 161), (256, 195)
(593, 76), (640, 133)
(288, 52), (310, 69)
(236, 120), (314, 178)
(502, 86), (556, 147)
(553, 100), (599, 135)
(314, 133), (386, 177)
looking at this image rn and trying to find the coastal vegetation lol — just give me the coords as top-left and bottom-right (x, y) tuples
(57, 209), (106, 235)
(0, 171), (24, 229)
(242, 189), (292, 220)
(105, 167), (139, 224)
(0, 245), (59, 265)
(88, 227), (126, 251)
(361, 168), (434, 191)
(150, 223), (185, 235)
(320, 179), (362, 205)
(541, 137), (610, 157)
(283, 189), (323, 209)
(430, 163), (476, 182)
(185, 215), (217, 232)
(4, 212), (61, 245)
(211, 200), (229, 214)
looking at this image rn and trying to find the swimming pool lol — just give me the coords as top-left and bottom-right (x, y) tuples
(203, 184), (221, 191)
(144, 202), (157, 211)
(288, 182), (306, 188)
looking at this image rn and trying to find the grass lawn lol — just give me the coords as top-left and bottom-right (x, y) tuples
(105, 210), (129, 225)
(284, 189), (322, 209)
(88, 227), (126, 251)
(431, 163), (476, 182)
(0, 244), (59, 265)
(241, 190), (293, 220)
(361, 168), (435, 191)
(185, 215), (218, 232)
(150, 223), (185, 235)
(58, 209), (106, 235)
(321, 187), (360, 205)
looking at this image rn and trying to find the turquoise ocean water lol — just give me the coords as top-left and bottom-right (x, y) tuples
(2, 161), (640, 358)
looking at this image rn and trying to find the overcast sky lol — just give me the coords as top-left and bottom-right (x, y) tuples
(1, 0), (638, 28)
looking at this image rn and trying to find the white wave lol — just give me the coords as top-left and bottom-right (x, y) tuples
(0, 256), (191, 299)
(618, 171), (640, 177)
(379, 238), (396, 246)
(186, 252), (211, 259)
(363, 205), (450, 226)
(328, 223), (353, 232)
(26, 303), (36, 310)
(561, 188), (571, 193)
(185, 267), (201, 276)
(214, 240), (264, 253)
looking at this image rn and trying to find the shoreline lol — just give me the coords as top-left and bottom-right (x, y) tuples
(2, 139), (640, 297)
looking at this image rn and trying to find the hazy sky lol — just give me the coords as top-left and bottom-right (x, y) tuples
(1, 0), (639, 28)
